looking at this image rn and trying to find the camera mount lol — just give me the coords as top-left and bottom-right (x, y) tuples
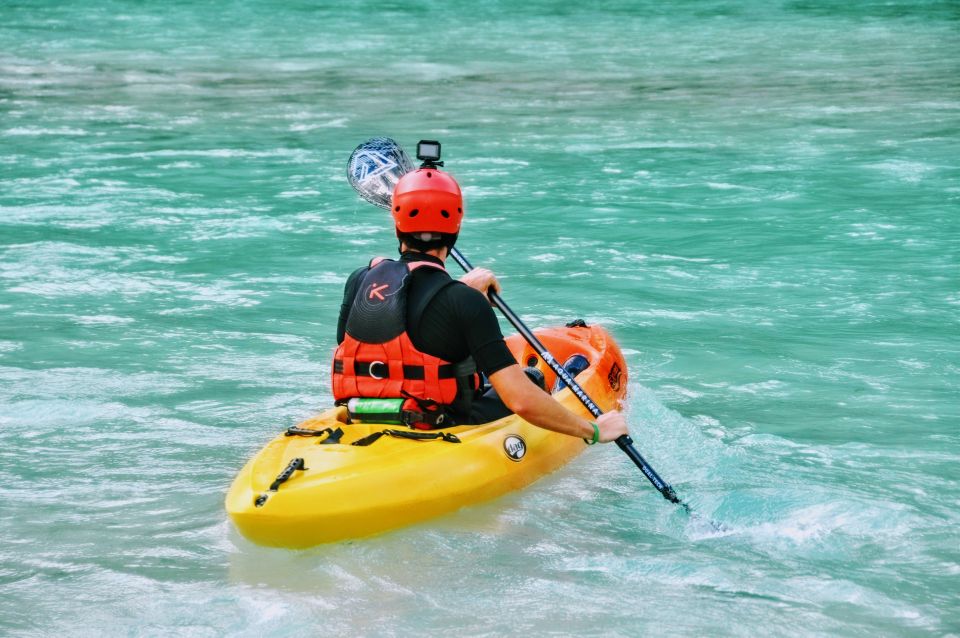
(416, 140), (444, 168)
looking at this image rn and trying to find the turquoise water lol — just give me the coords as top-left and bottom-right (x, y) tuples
(2, 1), (958, 635)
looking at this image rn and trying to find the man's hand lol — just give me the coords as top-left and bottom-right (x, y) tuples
(490, 365), (631, 443)
(459, 267), (502, 302)
(596, 410), (629, 443)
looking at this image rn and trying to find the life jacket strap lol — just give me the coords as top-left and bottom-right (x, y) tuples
(334, 359), (462, 380)
(399, 391), (453, 429)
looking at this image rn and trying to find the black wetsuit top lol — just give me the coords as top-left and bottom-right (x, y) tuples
(337, 252), (517, 423)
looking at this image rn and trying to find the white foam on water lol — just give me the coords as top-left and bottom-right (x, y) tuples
(565, 141), (718, 153)
(288, 117), (348, 131)
(651, 253), (713, 263)
(157, 161), (200, 169)
(2, 6), (958, 637)
(4, 126), (89, 136)
(867, 159), (937, 183)
(728, 379), (787, 395)
(457, 157), (531, 167)
(70, 315), (135, 326)
(529, 253), (563, 263)
(706, 182), (758, 190)
(276, 189), (321, 198)
(632, 308), (719, 321)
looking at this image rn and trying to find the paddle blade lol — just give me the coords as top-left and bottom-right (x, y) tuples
(346, 137), (415, 210)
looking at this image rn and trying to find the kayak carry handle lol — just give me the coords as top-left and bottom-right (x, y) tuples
(254, 457), (308, 508)
(269, 457), (307, 492)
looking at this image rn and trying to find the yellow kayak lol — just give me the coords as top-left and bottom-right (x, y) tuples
(225, 324), (628, 548)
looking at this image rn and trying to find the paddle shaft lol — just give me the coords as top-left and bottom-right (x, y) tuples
(448, 247), (681, 505)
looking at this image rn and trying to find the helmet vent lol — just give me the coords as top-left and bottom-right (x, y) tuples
(440, 210), (450, 218)
(458, 207), (462, 214)
(409, 209), (419, 217)
(394, 206), (400, 212)
(426, 172), (432, 178)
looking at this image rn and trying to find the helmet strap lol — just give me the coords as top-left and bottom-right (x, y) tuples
(397, 230), (459, 254)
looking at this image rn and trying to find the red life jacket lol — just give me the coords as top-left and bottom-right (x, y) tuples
(331, 258), (480, 426)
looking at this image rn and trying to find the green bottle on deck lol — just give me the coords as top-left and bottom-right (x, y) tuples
(346, 398), (406, 424)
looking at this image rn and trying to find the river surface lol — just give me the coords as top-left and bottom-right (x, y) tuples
(1, 1), (958, 636)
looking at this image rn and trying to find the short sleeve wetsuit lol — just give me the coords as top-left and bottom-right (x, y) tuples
(336, 251), (517, 424)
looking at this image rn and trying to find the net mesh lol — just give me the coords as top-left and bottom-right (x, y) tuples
(346, 137), (415, 210)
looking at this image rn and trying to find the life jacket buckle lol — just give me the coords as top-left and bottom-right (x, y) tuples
(368, 360), (388, 379)
(401, 409), (447, 429)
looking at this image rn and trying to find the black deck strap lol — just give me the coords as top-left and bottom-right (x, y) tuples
(385, 429), (461, 443)
(565, 319), (589, 328)
(321, 427), (344, 444)
(269, 457), (306, 492)
(351, 431), (386, 447)
(284, 426), (344, 444)
(286, 426), (329, 437)
(351, 429), (461, 447)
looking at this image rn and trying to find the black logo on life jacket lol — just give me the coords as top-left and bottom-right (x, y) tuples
(608, 363), (623, 391)
(503, 435), (526, 461)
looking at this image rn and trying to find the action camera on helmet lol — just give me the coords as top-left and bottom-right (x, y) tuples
(416, 140), (443, 168)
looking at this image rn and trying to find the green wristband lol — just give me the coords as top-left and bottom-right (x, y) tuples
(584, 421), (600, 445)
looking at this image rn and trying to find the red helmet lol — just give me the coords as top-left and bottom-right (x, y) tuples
(391, 168), (464, 235)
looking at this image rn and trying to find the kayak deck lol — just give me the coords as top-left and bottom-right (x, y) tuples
(225, 324), (627, 547)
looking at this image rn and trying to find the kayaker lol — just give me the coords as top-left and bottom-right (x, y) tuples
(333, 163), (629, 444)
